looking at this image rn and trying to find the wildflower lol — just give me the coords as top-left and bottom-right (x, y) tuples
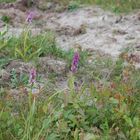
(29, 68), (36, 85)
(71, 51), (80, 73)
(26, 11), (34, 23)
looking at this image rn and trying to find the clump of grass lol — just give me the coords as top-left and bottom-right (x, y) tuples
(1, 27), (88, 67)
(1, 30), (60, 62)
(68, 1), (80, 11)
(1, 15), (11, 24)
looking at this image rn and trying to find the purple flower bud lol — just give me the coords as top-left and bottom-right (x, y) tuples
(26, 11), (34, 23)
(29, 68), (36, 85)
(71, 52), (80, 73)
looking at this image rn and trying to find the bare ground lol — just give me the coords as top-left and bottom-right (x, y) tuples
(0, 5), (140, 58)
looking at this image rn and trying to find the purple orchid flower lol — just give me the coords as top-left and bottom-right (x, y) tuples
(29, 68), (36, 85)
(26, 11), (34, 23)
(71, 51), (80, 73)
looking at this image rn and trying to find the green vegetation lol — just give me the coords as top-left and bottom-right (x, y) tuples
(0, 26), (140, 139)
(68, 1), (80, 11)
(0, 0), (140, 139)
(0, 0), (15, 3)
(57, 0), (140, 13)
(1, 15), (11, 24)
(0, 56), (140, 139)
(76, 0), (140, 13)
(0, 28), (87, 69)
(0, 29), (57, 62)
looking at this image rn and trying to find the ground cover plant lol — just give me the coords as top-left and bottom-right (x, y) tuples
(0, 0), (140, 140)
(0, 53), (140, 140)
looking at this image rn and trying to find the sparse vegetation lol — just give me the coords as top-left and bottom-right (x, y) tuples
(1, 15), (11, 24)
(0, 0), (139, 12)
(78, 0), (140, 12)
(0, 0), (140, 140)
(0, 0), (15, 3)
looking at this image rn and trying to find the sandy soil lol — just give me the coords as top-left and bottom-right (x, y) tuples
(0, 5), (140, 58)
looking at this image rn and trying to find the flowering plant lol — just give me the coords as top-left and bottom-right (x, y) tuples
(26, 11), (34, 23)
(29, 68), (36, 85)
(71, 51), (80, 73)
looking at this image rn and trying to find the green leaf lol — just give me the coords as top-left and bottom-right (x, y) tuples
(109, 97), (119, 104)
(15, 47), (25, 60)
(46, 133), (59, 140)
(42, 105), (48, 114)
(43, 118), (51, 129)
